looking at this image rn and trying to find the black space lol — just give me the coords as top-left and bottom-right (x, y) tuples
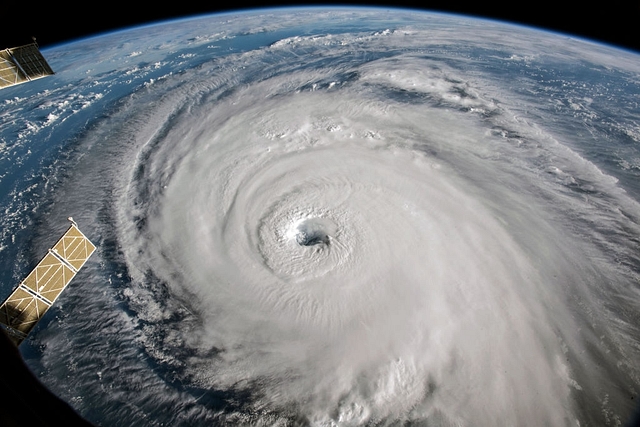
(1, 2), (639, 53)
(0, 330), (95, 426)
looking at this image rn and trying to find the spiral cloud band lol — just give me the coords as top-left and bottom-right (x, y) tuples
(3, 9), (639, 427)
(149, 88), (572, 425)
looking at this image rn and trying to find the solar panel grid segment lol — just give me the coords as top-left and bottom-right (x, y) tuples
(0, 49), (28, 87)
(0, 43), (54, 89)
(0, 224), (95, 345)
(11, 44), (54, 77)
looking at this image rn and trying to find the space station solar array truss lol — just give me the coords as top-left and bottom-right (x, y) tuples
(0, 43), (54, 89)
(0, 222), (95, 345)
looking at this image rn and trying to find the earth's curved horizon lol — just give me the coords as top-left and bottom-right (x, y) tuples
(44, 6), (640, 57)
(1, 6), (639, 426)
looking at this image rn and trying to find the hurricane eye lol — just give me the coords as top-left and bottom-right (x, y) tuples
(295, 218), (331, 246)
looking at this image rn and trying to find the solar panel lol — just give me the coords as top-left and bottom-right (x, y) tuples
(0, 221), (95, 345)
(0, 43), (55, 89)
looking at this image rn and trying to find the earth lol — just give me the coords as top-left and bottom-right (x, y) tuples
(0, 7), (639, 427)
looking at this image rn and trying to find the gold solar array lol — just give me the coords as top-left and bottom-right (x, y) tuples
(0, 221), (95, 345)
(0, 43), (55, 89)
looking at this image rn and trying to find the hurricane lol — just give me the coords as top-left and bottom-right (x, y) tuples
(1, 8), (639, 427)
